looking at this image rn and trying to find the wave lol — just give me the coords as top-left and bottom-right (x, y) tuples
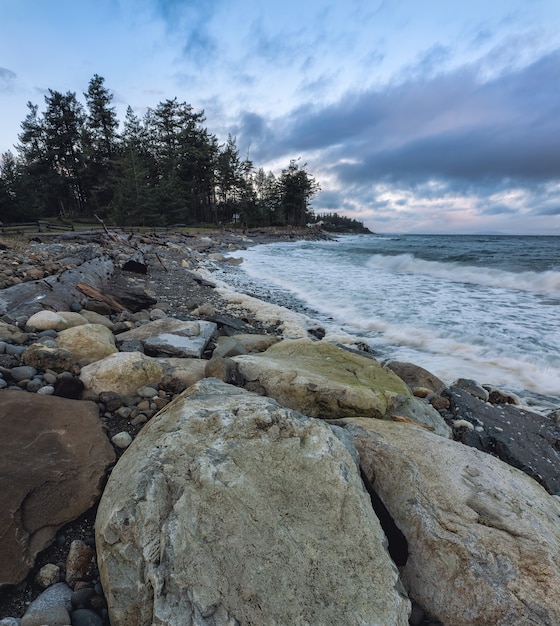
(366, 253), (560, 296)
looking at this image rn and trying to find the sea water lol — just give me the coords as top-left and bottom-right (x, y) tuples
(218, 234), (560, 408)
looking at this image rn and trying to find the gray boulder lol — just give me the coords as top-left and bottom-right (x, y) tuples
(96, 379), (411, 626)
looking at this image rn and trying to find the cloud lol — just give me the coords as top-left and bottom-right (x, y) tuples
(0, 67), (17, 92)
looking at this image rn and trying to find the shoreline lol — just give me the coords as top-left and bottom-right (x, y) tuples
(1, 227), (559, 623)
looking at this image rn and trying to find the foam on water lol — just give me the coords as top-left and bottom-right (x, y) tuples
(214, 234), (560, 406)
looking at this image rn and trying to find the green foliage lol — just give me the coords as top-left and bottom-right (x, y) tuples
(2, 73), (331, 230)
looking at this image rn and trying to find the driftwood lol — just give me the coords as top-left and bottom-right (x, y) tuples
(77, 283), (157, 313)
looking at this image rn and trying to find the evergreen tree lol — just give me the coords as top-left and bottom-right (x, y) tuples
(84, 74), (119, 214)
(278, 160), (320, 227)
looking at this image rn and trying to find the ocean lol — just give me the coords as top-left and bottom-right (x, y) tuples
(215, 234), (560, 410)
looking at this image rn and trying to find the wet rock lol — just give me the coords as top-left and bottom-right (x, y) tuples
(444, 386), (560, 494)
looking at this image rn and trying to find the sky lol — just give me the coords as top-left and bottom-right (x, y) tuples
(1, 0), (560, 234)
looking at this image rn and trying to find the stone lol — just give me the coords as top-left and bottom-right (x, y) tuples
(385, 360), (447, 395)
(79, 352), (164, 396)
(231, 332), (281, 353)
(21, 342), (75, 373)
(157, 357), (207, 391)
(54, 375), (85, 400)
(453, 377), (489, 401)
(26, 311), (69, 332)
(212, 335), (248, 358)
(35, 563), (61, 587)
(116, 317), (217, 358)
(338, 418), (560, 626)
(21, 606), (71, 626)
(234, 338), (414, 419)
(57, 311), (89, 327)
(22, 582), (73, 615)
(70, 608), (103, 626)
(36, 384), (55, 395)
(0, 393), (115, 587)
(443, 386), (560, 495)
(9, 365), (37, 382)
(204, 356), (245, 385)
(136, 385), (158, 398)
(57, 324), (118, 365)
(66, 540), (95, 587)
(111, 431), (133, 449)
(0, 321), (27, 344)
(78, 309), (114, 329)
(96, 379), (411, 626)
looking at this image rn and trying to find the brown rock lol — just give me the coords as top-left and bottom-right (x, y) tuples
(65, 539), (95, 587)
(21, 343), (75, 373)
(385, 361), (447, 395)
(0, 392), (115, 588)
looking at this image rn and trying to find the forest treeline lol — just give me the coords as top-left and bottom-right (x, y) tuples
(0, 74), (329, 229)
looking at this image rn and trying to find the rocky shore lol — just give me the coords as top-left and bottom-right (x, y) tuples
(1, 228), (559, 626)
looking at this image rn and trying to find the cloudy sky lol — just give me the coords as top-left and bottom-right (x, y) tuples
(1, 0), (560, 234)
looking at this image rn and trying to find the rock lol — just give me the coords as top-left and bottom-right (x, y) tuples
(79, 352), (164, 396)
(96, 379), (411, 626)
(9, 365), (37, 382)
(21, 605), (71, 626)
(0, 393), (115, 587)
(136, 385), (158, 398)
(231, 332), (281, 353)
(70, 608), (103, 626)
(385, 361), (447, 395)
(212, 335), (248, 358)
(234, 338), (413, 419)
(21, 582), (73, 615)
(453, 377), (489, 401)
(116, 317), (217, 358)
(54, 375), (85, 399)
(157, 357), (207, 391)
(98, 391), (124, 412)
(338, 418), (560, 626)
(21, 343), (75, 373)
(57, 324), (118, 365)
(78, 309), (114, 329)
(204, 356), (245, 385)
(390, 394), (451, 437)
(57, 311), (89, 327)
(443, 386), (560, 494)
(0, 321), (28, 344)
(26, 311), (70, 332)
(35, 563), (61, 587)
(0, 618), (21, 626)
(111, 432), (133, 449)
(66, 540), (95, 587)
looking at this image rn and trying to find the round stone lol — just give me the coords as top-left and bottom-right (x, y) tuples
(10, 365), (37, 381)
(136, 385), (158, 398)
(35, 563), (61, 587)
(37, 384), (55, 395)
(111, 431), (133, 448)
(70, 608), (103, 626)
(26, 378), (44, 393)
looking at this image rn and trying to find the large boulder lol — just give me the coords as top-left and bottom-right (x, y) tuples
(57, 323), (118, 364)
(115, 317), (217, 358)
(0, 392), (115, 587)
(80, 352), (164, 396)
(338, 418), (560, 625)
(234, 339), (449, 436)
(444, 386), (560, 495)
(96, 379), (411, 626)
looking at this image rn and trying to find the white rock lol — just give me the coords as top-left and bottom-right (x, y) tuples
(26, 311), (69, 332)
(96, 379), (411, 626)
(111, 432), (132, 449)
(56, 311), (89, 327)
(340, 418), (560, 626)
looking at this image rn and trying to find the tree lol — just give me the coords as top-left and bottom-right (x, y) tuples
(278, 159), (320, 227)
(84, 74), (119, 214)
(42, 90), (88, 215)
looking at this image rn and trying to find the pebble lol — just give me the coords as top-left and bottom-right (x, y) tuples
(26, 378), (44, 393)
(115, 406), (133, 419)
(66, 540), (95, 587)
(43, 371), (58, 385)
(0, 617), (21, 626)
(137, 385), (158, 398)
(5, 344), (25, 356)
(71, 587), (96, 609)
(36, 384), (55, 395)
(111, 431), (133, 448)
(10, 365), (37, 382)
(35, 563), (61, 587)
(0, 379), (7, 389)
(21, 606), (70, 626)
(24, 582), (73, 614)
